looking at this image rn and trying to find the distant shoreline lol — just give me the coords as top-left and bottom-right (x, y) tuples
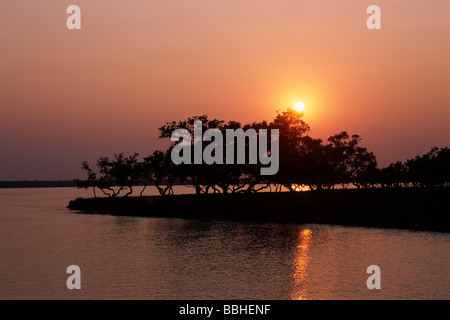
(68, 188), (450, 233)
(0, 180), (181, 189)
(0, 180), (77, 188)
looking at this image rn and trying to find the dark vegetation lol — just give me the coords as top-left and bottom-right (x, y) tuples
(69, 109), (449, 232)
(75, 109), (450, 197)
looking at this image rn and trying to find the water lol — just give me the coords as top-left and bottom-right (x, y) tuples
(0, 187), (448, 300)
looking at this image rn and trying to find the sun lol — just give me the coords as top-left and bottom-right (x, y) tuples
(294, 102), (305, 112)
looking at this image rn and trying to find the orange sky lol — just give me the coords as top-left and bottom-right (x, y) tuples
(1, 0), (449, 180)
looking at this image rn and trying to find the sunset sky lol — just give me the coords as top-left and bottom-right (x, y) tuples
(1, 0), (449, 180)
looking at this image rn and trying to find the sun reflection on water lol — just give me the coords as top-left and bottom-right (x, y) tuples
(291, 228), (312, 300)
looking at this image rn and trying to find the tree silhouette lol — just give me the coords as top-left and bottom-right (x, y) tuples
(75, 161), (98, 198)
(142, 150), (176, 196)
(78, 153), (140, 197)
(326, 132), (378, 188)
(76, 110), (448, 198)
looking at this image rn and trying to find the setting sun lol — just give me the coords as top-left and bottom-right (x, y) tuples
(294, 102), (305, 112)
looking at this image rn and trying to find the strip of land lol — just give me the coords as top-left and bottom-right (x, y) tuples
(68, 188), (449, 233)
(0, 180), (77, 188)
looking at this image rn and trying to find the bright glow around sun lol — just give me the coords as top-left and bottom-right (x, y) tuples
(294, 102), (305, 112)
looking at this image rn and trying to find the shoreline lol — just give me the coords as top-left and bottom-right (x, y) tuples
(68, 187), (450, 233)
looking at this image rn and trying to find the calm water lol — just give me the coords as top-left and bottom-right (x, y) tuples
(0, 187), (448, 300)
